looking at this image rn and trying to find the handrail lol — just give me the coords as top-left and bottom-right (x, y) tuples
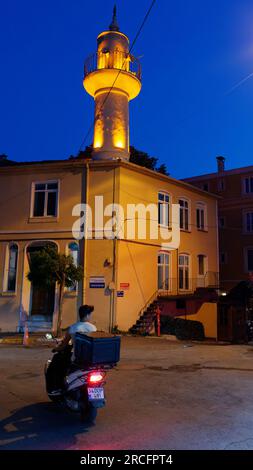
(84, 50), (142, 81)
(138, 272), (219, 319)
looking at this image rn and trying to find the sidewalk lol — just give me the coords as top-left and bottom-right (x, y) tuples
(0, 332), (56, 346)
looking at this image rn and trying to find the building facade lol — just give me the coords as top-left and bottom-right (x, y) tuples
(0, 9), (219, 338)
(184, 157), (253, 294)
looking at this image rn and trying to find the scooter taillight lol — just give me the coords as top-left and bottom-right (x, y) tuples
(87, 371), (105, 385)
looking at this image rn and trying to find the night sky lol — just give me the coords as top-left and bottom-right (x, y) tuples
(1, 0), (253, 178)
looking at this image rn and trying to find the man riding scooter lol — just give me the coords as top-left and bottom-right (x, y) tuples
(46, 304), (97, 395)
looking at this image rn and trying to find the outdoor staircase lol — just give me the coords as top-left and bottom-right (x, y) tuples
(129, 285), (219, 336)
(129, 299), (159, 336)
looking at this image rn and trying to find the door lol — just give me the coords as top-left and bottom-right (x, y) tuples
(27, 242), (56, 322)
(197, 254), (207, 287)
(158, 252), (170, 291)
(179, 254), (190, 290)
(31, 284), (55, 320)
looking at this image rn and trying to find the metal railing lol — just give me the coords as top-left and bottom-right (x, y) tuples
(84, 50), (142, 81)
(138, 272), (219, 319)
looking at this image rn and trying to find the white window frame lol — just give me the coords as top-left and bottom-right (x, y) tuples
(178, 253), (191, 291)
(244, 247), (253, 273)
(179, 197), (190, 232)
(243, 210), (253, 234)
(242, 176), (253, 195)
(30, 179), (60, 218)
(158, 251), (171, 291)
(196, 202), (207, 231)
(158, 191), (170, 228)
(2, 242), (19, 295)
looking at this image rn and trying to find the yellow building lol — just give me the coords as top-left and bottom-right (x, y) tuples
(0, 9), (219, 338)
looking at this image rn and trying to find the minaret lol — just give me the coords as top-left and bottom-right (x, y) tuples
(83, 6), (142, 161)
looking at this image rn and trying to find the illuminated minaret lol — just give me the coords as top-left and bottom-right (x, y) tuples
(83, 6), (142, 161)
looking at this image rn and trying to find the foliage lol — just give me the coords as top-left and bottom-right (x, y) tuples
(69, 145), (169, 175)
(27, 244), (83, 335)
(129, 146), (168, 175)
(160, 316), (205, 341)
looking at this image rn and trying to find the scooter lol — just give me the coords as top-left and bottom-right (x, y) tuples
(44, 351), (109, 424)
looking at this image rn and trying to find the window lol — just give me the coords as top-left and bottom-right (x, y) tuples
(201, 183), (209, 192)
(68, 242), (79, 291)
(179, 254), (190, 290)
(246, 248), (253, 272)
(243, 176), (253, 194)
(3, 243), (18, 293)
(158, 252), (170, 290)
(198, 254), (206, 276)
(219, 216), (225, 228)
(196, 203), (207, 231)
(32, 181), (59, 217)
(220, 252), (227, 265)
(244, 212), (253, 233)
(158, 192), (170, 227)
(217, 179), (225, 192)
(179, 199), (189, 231)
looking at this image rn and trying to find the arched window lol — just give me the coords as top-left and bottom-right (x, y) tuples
(68, 242), (79, 291)
(158, 251), (170, 290)
(179, 254), (190, 290)
(4, 243), (18, 293)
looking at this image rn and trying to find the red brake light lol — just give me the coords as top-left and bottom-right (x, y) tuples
(88, 372), (105, 384)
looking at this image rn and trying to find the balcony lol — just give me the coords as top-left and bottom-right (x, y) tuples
(84, 50), (142, 81)
(157, 272), (220, 297)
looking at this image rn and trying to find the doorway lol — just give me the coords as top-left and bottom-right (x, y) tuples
(27, 242), (56, 322)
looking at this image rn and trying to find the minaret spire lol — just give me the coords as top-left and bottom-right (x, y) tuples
(109, 5), (120, 31)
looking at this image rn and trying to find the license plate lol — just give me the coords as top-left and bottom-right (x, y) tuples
(87, 387), (104, 400)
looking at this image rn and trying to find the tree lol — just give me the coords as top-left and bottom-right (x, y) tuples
(69, 145), (169, 175)
(129, 146), (169, 175)
(27, 244), (83, 336)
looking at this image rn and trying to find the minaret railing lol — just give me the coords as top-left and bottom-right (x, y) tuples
(84, 50), (142, 81)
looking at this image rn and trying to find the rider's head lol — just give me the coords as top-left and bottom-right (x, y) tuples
(79, 304), (94, 322)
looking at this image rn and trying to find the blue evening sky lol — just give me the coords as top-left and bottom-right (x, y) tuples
(1, 0), (253, 178)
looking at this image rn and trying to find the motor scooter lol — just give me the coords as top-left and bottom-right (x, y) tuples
(45, 346), (110, 424)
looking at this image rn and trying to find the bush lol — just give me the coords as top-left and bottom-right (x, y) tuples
(160, 316), (205, 341)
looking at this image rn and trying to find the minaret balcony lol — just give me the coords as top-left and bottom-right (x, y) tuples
(83, 50), (142, 101)
(84, 50), (142, 80)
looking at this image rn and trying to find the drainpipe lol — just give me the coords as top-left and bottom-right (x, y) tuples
(110, 166), (117, 332)
(82, 161), (90, 305)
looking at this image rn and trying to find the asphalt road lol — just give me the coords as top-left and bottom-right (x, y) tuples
(1, 337), (253, 450)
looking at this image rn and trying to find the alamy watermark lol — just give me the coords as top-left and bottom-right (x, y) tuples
(72, 196), (180, 250)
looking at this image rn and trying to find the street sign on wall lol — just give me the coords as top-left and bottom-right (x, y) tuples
(120, 283), (130, 290)
(117, 291), (124, 297)
(89, 276), (105, 288)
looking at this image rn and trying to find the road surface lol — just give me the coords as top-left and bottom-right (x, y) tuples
(1, 337), (253, 450)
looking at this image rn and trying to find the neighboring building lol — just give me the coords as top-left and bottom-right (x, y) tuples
(184, 157), (253, 294)
(184, 157), (253, 343)
(0, 9), (219, 338)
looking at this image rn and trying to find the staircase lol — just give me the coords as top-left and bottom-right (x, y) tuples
(129, 283), (219, 336)
(129, 299), (159, 335)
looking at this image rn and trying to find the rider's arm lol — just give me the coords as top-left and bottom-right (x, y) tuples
(53, 331), (71, 352)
